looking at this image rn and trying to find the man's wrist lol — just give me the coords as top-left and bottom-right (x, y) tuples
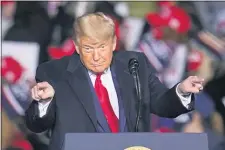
(177, 83), (191, 96)
(39, 97), (53, 104)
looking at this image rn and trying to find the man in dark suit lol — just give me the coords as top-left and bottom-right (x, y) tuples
(25, 12), (204, 150)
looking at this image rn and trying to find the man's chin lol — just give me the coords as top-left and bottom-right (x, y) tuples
(91, 67), (106, 74)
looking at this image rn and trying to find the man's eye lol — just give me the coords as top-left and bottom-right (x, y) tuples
(99, 45), (105, 49)
(84, 47), (91, 52)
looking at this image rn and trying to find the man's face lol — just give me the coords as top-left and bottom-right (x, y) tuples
(76, 36), (116, 73)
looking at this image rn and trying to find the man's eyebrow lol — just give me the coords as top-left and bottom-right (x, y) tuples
(83, 45), (93, 48)
(99, 41), (109, 46)
(99, 43), (106, 46)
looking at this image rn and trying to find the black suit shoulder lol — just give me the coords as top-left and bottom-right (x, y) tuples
(39, 51), (144, 73)
(37, 55), (71, 72)
(114, 51), (156, 73)
(36, 51), (152, 82)
(35, 54), (75, 83)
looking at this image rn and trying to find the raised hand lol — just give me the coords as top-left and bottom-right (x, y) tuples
(178, 76), (204, 94)
(31, 81), (55, 101)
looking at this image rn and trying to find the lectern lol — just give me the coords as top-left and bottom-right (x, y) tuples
(63, 133), (208, 150)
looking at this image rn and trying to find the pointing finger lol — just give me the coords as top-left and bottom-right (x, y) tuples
(41, 91), (52, 99)
(37, 90), (44, 98)
(192, 83), (203, 88)
(194, 84), (203, 91)
(191, 76), (204, 84)
(190, 84), (203, 93)
(191, 88), (201, 94)
(37, 82), (49, 90)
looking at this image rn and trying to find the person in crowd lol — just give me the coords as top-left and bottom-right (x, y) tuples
(136, 5), (191, 88)
(2, 109), (34, 150)
(182, 112), (225, 150)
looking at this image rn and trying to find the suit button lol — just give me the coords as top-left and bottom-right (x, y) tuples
(187, 103), (193, 110)
(32, 115), (37, 120)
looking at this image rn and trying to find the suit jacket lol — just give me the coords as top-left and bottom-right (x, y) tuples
(25, 51), (194, 150)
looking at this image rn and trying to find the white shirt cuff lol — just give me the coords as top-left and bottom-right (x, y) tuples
(176, 84), (192, 109)
(38, 99), (52, 117)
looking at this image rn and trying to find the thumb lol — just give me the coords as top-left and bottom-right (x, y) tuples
(40, 90), (52, 100)
(37, 90), (45, 99)
(37, 82), (50, 90)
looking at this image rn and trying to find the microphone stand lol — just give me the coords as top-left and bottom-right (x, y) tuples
(132, 72), (143, 132)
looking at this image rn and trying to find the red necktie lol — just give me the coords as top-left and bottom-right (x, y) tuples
(94, 74), (119, 133)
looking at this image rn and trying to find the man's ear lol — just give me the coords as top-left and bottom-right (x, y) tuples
(73, 41), (80, 54)
(112, 36), (117, 51)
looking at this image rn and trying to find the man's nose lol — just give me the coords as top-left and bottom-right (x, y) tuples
(93, 50), (101, 61)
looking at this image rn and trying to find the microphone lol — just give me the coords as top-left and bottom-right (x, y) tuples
(128, 58), (139, 75)
(128, 58), (143, 132)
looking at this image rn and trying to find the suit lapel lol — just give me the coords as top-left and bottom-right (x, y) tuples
(65, 53), (137, 132)
(111, 53), (137, 131)
(66, 54), (98, 131)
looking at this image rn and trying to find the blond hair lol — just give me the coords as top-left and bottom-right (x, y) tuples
(73, 12), (115, 44)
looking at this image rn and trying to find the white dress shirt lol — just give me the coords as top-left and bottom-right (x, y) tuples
(38, 69), (192, 118)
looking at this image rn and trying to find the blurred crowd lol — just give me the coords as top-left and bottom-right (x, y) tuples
(1, 1), (225, 150)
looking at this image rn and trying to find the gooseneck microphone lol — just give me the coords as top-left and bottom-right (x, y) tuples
(128, 58), (143, 132)
(128, 58), (139, 75)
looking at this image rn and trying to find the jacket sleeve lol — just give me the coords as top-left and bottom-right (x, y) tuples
(141, 53), (195, 118)
(25, 65), (56, 133)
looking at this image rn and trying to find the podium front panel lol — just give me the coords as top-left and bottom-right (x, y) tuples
(64, 133), (208, 150)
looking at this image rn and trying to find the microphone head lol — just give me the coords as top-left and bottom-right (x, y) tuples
(128, 58), (139, 75)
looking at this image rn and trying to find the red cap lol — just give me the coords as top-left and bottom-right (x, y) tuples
(48, 38), (76, 59)
(146, 6), (191, 34)
(151, 27), (164, 40)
